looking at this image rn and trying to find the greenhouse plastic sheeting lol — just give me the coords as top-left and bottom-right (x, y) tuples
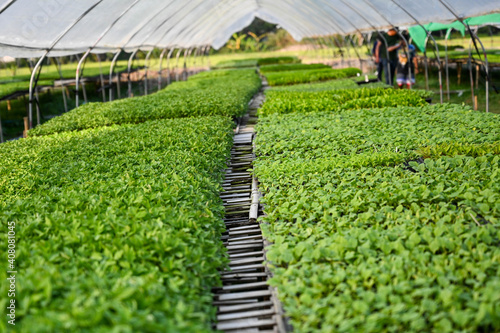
(0, 0), (498, 57)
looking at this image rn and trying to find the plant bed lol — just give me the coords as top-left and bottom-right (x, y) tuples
(264, 67), (362, 86)
(259, 87), (432, 116)
(254, 103), (500, 333)
(259, 63), (330, 74)
(0, 116), (234, 332)
(29, 69), (261, 136)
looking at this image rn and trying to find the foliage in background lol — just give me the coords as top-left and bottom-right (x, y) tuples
(264, 29), (297, 50)
(217, 17), (295, 53)
(211, 56), (300, 70)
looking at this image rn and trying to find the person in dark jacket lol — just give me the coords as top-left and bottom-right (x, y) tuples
(374, 28), (402, 85)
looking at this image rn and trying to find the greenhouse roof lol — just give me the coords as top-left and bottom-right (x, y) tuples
(0, 0), (499, 57)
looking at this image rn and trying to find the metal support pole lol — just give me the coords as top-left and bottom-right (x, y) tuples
(78, 0), (140, 105)
(183, 48), (191, 81)
(27, 0), (105, 127)
(347, 35), (362, 68)
(361, 0), (412, 88)
(157, 48), (168, 91)
(0, 109), (4, 143)
(81, 79), (88, 105)
(53, 57), (68, 112)
(202, 46), (207, 69)
(436, 0), (489, 111)
(338, 0), (391, 83)
(343, 36), (351, 64)
(319, 37), (332, 64)
(326, 36), (342, 65)
(318, 37), (327, 62)
(28, 53), (47, 130)
(314, 38), (322, 61)
(322, 2), (374, 71)
(468, 39), (475, 109)
(392, 0), (443, 102)
(75, 48), (92, 107)
(438, 0), (490, 112)
(445, 28), (452, 100)
(96, 54), (106, 102)
(198, 46), (204, 68)
(144, 49), (154, 95)
(474, 36), (489, 112)
(364, 32), (373, 55)
(192, 47), (199, 75)
(35, 82), (41, 125)
(206, 45), (211, 69)
(424, 36), (429, 91)
(323, 1), (371, 59)
(127, 49), (139, 98)
(175, 48), (183, 82)
(197, 47), (203, 73)
(200, 46), (205, 69)
(109, 50), (122, 101)
(166, 48), (175, 87)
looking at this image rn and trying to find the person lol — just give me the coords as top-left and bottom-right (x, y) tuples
(371, 35), (384, 82)
(396, 53), (412, 88)
(374, 28), (402, 85)
(396, 36), (419, 89)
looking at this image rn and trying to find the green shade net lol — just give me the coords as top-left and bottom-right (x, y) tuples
(465, 13), (500, 26)
(408, 13), (500, 52)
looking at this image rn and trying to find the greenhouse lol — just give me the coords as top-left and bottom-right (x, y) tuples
(1, 0), (500, 332)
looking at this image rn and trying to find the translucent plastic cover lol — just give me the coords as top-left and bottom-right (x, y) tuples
(0, 0), (498, 57)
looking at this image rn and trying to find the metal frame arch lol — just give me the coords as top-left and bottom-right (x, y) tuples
(75, 0), (142, 107)
(52, 57), (69, 113)
(175, 48), (183, 82)
(321, 2), (372, 58)
(166, 47), (176, 85)
(157, 48), (168, 91)
(258, 0), (328, 37)
(0, 0), (17, 15)
(436, 0), (490, 112)
(361, 0), (413, 88)
(302, 2), (361, 64)
(127, 48), (145, 97)
(191, 46), (200, 75)
(94, 53), (107, 102)
(204, 45), (211, 69)
(182, 47), (192, 80)
(337, 0), (392, 84)
(133, 1), (211, 50)
(105, 2), (187, 100)
(152, 0), (253, 49)
(444, 28), (453, 100)
(144, 48), (155, 95)
(391, 0), (444, 103)
(116, 0), (180, 50)
(109, 49), (122, 101)
(273, 0), (343, 36)
(28, 0), (105, 129)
